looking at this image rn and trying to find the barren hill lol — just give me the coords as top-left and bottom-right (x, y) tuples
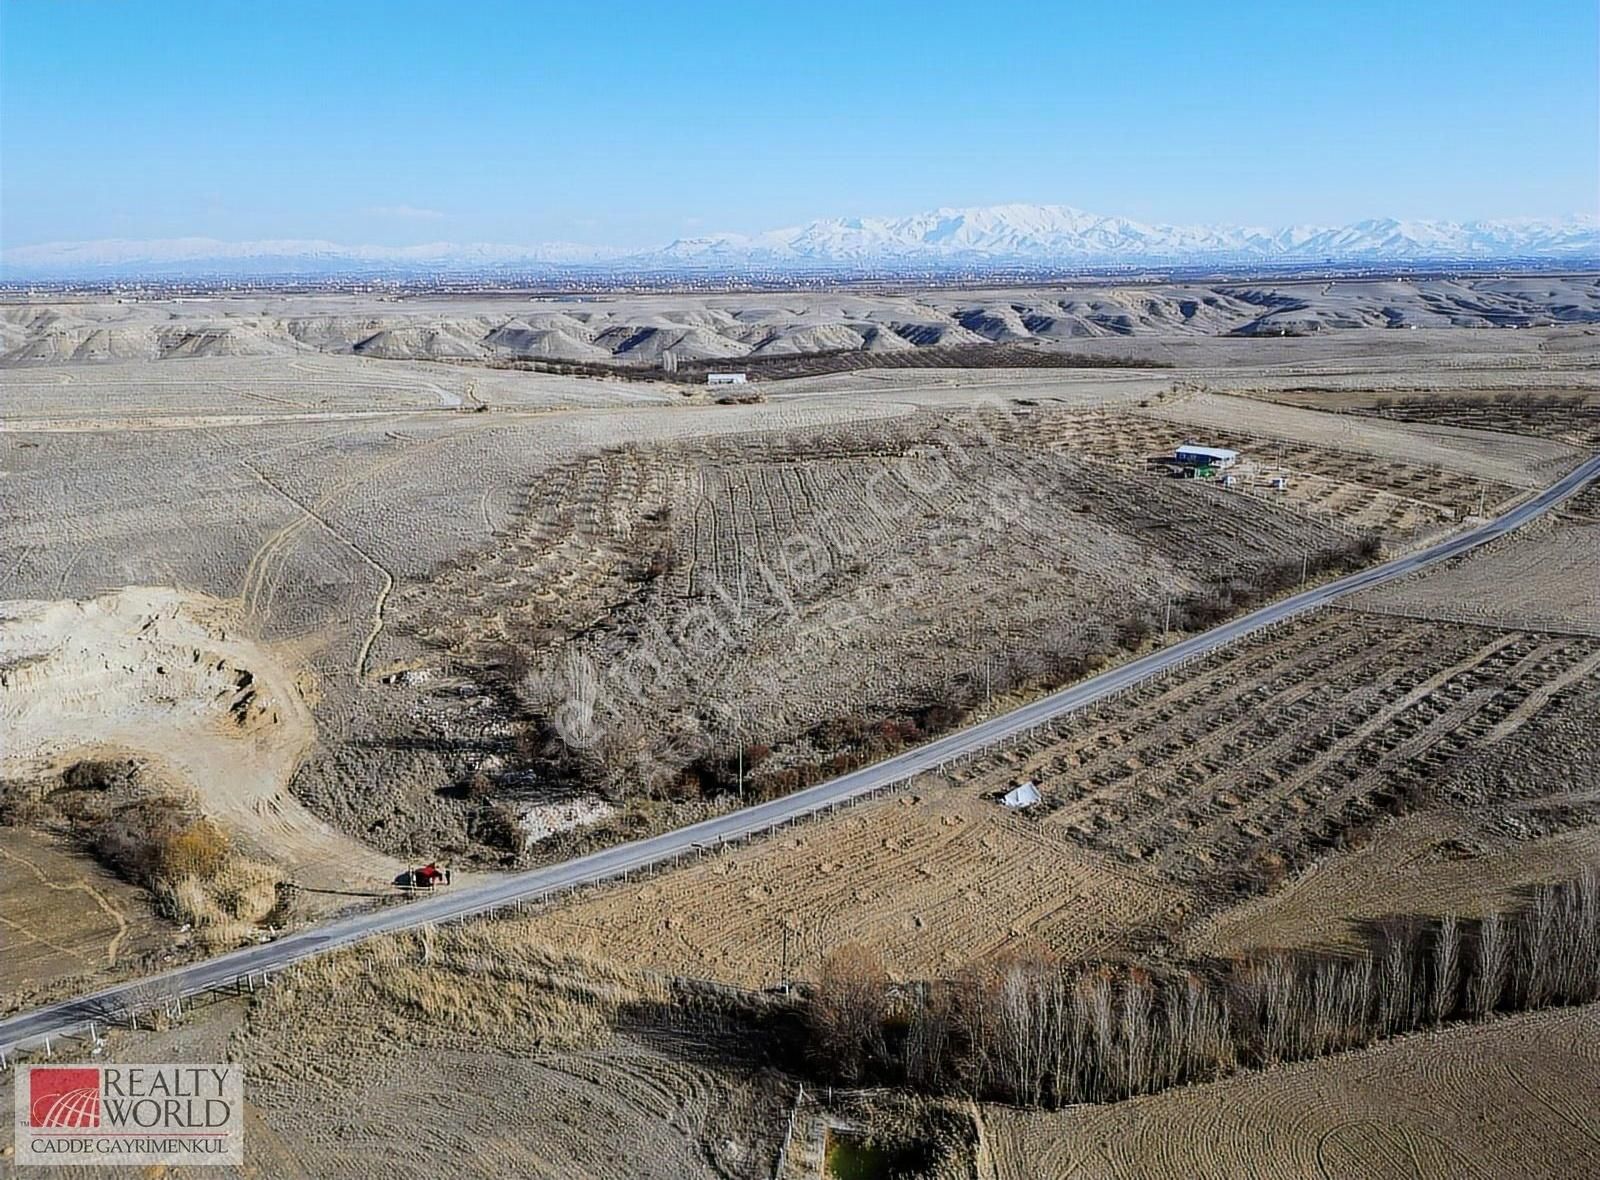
(4, 276), (1597, 369)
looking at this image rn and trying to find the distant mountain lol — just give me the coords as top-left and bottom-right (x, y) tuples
(4, 205), (1596, 279)
(641, 205), (1599, 268)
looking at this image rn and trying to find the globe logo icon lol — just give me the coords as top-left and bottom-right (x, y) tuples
(29, 1068), (101, 1129)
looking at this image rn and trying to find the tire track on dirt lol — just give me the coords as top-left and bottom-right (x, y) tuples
(0, 844), (130, 967)
(236, 419), (499, 675)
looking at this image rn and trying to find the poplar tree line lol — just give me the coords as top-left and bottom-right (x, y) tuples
(809, 871), (1600, 1106)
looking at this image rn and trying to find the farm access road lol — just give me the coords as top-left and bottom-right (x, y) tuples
(3, 451), (1597, 1056)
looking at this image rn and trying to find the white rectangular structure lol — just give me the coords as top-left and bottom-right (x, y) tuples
(707, 372), (747, 385)
(1174, 444), (1240, 468)
(1001, 782), (1041, 808)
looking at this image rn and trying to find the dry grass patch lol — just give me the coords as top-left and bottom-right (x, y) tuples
(241, 924), (671, 1074)
(1349, 513), (1600, 635)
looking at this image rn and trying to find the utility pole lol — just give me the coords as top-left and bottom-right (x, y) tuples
(1163, 595), (1172, 640)
(780, 923), (790, 989)
(1301, 551), (1309, 586)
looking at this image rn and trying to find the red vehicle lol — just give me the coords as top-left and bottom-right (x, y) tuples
(396, 862), (452, 889)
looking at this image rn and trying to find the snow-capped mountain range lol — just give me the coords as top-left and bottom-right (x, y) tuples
(654, 205), (1598, 266)
(5, 204), (1596, 279)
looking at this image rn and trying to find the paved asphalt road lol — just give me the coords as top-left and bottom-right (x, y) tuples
(4, 452), (1597, 1055)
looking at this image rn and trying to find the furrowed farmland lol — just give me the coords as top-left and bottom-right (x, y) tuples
(980, 1003), (1600, 1180)
(3, 289), (1600, 1178)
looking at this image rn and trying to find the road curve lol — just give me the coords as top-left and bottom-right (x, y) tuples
(4, 453), (1597, 1055)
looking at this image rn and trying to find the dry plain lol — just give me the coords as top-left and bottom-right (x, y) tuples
(3, 285), (1600, 1176)
(13, 299), (1584, 896)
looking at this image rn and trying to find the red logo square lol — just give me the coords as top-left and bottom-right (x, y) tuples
(29, 1067), (101, 1128)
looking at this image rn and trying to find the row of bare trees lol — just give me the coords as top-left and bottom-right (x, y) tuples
(808, 871), (1600, 1107)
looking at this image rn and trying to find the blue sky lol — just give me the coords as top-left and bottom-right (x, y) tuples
(2, 1), (1595, 250)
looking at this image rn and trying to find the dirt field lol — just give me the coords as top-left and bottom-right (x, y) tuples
(1253, 387), (1600, 450)
(513, 603), (1600, 987)
(1137, 390), (1580, 488)
(497, 493), (1600, 996)
(519, 788), (1187, 985)
(1182, 815), (1600, 959)
(0, 829), (166, 1015)
(0, 376), (930, 866)
(975, 610), (1600, 882)
(379, 407), (1358, 822)
(2, 293), (1595, 960)
(0, 927), (798, 1180)
(4, 281), (1600, 1176)
(224, 929), (795, 1180)
(1349, 507), (1600, 636)
(1027, 403), (1523, 536)
(3, 310), (1585, 876)
(979, 1002), (1600, 1179)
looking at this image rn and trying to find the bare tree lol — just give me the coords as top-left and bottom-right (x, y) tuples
(1255, 954), (1300, 1063)
(1078, 969), (1116, 1103)
(1469, 912), (1506, 1020)
(1174, 970), (1233, 1083)
(811, 943), (889, 1084)
(1120, 969), (1154, 1097)
(1521, 888), (1555, 1009)
(900, 981), (956, 1091)
(1551, 871), (1600, 1003)
(1428, 916), (1460, 1027)
(1377, 928), (1416, 1037)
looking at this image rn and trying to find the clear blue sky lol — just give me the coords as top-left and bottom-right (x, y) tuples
(2, 0), (1595, 249)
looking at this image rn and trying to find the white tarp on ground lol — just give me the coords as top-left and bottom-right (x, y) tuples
(1002, 781), (1041, 808)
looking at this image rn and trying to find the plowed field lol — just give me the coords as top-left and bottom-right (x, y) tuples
(981, 1003), (1600, 1180)
(519, 790), (1186, 984)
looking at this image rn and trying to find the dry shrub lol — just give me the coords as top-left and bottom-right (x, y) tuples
(161, 875), (225, 927)
(209, 859), (281, 923)
(153, 876), (254, 950)
(88, 797), (195, 885)
(158, 819), (230, 880)
(196, 919), (256, 951)
(149, 841), (282, 948)
(0, 778), (50, 827)
(810, 943), (890, 1083)
(80, 793), (283, 948)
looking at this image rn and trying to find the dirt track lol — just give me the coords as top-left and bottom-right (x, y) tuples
(0, 829), (166, 1014)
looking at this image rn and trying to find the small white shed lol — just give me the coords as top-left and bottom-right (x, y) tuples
(1001, 782), (1041, 809)
(707, 372), (748, 386)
